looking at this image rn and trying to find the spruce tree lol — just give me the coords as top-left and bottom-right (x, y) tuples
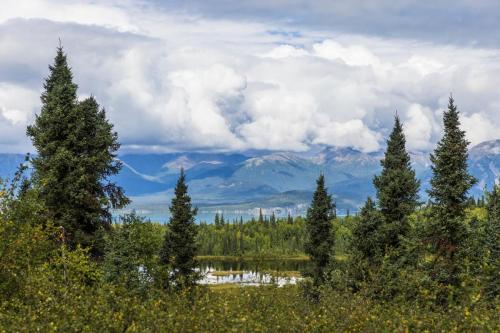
(214, 212), (220, 228)
(429, 96), (476, 221)
(270, 211), (276, 227)
(26, 46), (128, 252)
(373, 114), (420, 250)
(305, 174), (335, 286)
(427, 96), (476, 285)
(160, 169), (199, 289)
(484, 183), (500, 299)
(351, 197), (384, 261)
(74, 97), (129, 227)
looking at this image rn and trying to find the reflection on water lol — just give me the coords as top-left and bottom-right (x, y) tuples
(198, 259), (311, 286)
(200, 270), (300, 286)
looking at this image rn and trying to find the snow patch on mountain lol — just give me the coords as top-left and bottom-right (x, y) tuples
(162, 156), (196, 170)
(470, 139), (500, 157)
(312, 146), (379, 165)
(243, 152), (302, 167)
(199, 160), (223, 165)
(120, 160), (162, 183)
(489, 162), (499, 179)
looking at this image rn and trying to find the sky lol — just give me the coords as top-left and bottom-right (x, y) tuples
(0, 0), (499, 154)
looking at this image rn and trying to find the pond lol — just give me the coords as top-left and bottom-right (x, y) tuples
(197, 258), (312, 286)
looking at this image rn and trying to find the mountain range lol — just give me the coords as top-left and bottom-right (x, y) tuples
(1, 140), (499, 222)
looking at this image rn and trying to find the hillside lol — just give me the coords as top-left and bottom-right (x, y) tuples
(1, 140), (499, 220)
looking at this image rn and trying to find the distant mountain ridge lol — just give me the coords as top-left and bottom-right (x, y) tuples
(0, 140), (499, 220)
(107, 139), (500, 218)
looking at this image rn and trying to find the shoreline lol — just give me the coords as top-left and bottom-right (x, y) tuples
(196, 254), (310, 261)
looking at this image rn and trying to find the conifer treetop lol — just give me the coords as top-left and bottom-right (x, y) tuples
(305, 173), (335, 286)
(373, 113), (420, 249)
(428, 95), (476, 220)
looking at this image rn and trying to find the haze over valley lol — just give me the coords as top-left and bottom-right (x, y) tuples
(1, 139), (499, 221)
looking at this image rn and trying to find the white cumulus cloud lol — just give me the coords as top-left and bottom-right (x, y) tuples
(0, 0), (498, 154)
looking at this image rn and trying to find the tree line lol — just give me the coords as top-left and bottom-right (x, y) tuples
(197, 212), (306, 256)
(303, 95), (498, 303)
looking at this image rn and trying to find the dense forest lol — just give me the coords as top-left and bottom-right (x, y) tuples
(0, 47), (499, 332)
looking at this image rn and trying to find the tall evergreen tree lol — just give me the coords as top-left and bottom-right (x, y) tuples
(26, 46), (128, 252)
(351, 197), (384, 261)
(258, 208), (264, 225)
(484, 183), (500, 299)
(348, 197), (385, 288)
(74, 97), (129, 228)
(427, 96), (476, 285)
(270, 211), (276, 227)
(373, 114), (420, 249)
(305, 174), (335, 286)
(160, 169), (199, 289)
(214, 212), (220, 228)
(429, 96), (476, 222)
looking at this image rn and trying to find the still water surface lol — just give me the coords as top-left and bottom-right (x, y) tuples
(197, 258), (311, 286)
